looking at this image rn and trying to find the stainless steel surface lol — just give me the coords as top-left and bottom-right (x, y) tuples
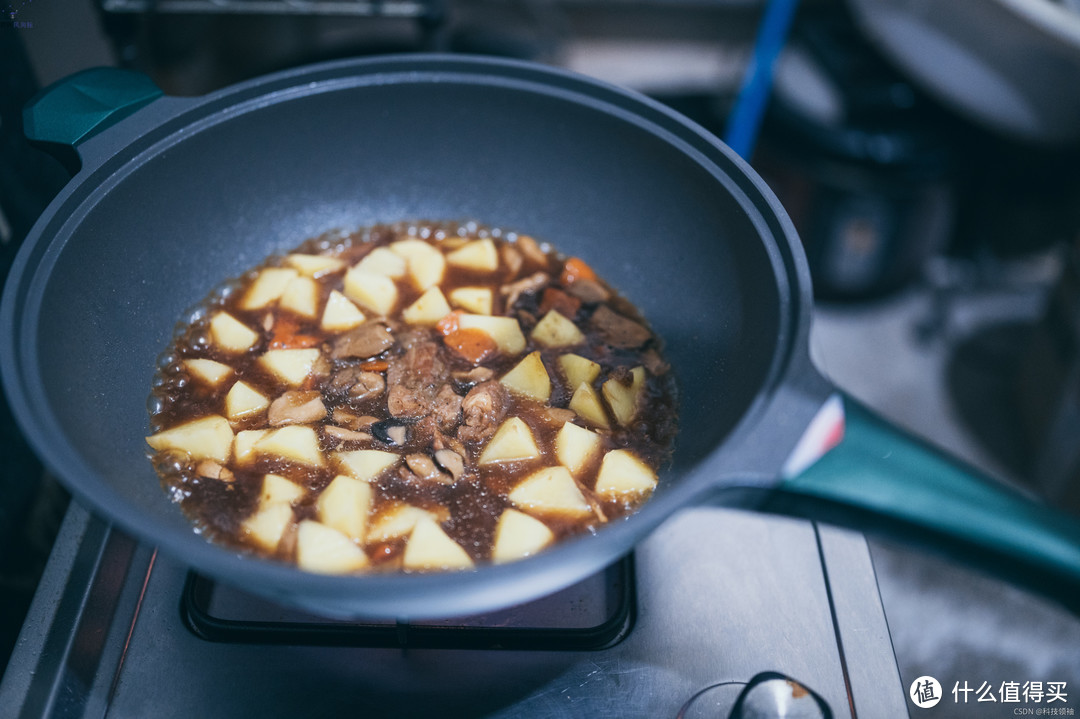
(731, 677), (828, 719)
(0, 503), (906, 718)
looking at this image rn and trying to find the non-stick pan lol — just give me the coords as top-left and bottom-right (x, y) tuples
(3, 55), (1079, 620)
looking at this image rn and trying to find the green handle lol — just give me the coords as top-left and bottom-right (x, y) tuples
(23, 67), (163, 172)
(779, 394), (1080, 606)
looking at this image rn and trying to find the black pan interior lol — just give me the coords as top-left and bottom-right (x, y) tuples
(13, 58), (800, 616)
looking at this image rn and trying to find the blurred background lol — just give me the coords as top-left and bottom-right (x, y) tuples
(3, 0), (1080, 709)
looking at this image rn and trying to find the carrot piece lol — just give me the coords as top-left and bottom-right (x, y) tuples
(539, 287), (582, 318)
(436, 309), (464, 336)
(443, 328), (498, 364)
(269, 316), (320, 349)
(560, 257), (597, 285)
(359, 359), (389, 372)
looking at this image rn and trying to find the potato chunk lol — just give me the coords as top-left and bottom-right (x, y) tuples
(296, 520), (369, 574)
(478, 417), (541, 465)
(183, 358), (233, 387)
(568, 382), (610, 429)
(334, 449), (400, 481)
(356, 247), (407, 278)
(558, 354), (600, 390)
(555, 422), (602, 476)
(448, 287), (493, 315)
(146, 415), (233, 463)
(242, 503), (293, 552)
(259, 473), (305, 507)
(366, 504), (443, 543)
(445, 239), (499, 272)
(343, 267), (398, 316)
(508, 466), (592, 519)
(321, 290), (366, 332)
(209, 312), (259, 354)
(286, 253), (346, 277)
(402, 286), (452, 326)
(602, 366), (646, 426)
(594, 449), (658, 498)
(457, 314), (526, 355)
(531, 310), (585, 348)
(233, 429), (268, 466)
(254, 425), (324, 466)
(279, 276), (320, 319)
(492, 509), (554, 563)
(241, 267), (298, 310)
(390, 238), (446, 290)
(499, 351), (551, 403)
(317, 475), (373, 542)
(403, 517), (474, 570)
(224, 381), (270, 422)
(259, 348), (321, 386)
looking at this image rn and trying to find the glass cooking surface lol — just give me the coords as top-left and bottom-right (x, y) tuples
(181, 556), (634, 650)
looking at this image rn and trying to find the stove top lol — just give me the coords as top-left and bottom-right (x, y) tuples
(0, 501), (907, 718)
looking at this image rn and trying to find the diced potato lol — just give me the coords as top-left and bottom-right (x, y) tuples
(499, 351), (551, 402)
(403, 516), (475, 570)
(254, 425), (324, 466)
(558, 354), (600, 390)
(278, 276), (320, 319)
(366, 504), (441, 543)
(241, 267), (299, 310)
(602, 366), (646, 426)
(224, 381), (270, 422)
(356, 247), (407, 278)
(296, 520), (369, 574)
(531, 310), (585, 348)
(146, 415), (233, 463)
(402, 287), (452, 327)
(234, 429), (268, 466)
(259, 473), (305, 507)
(492, 509), (554, 563)
(286, 253), (346, 277)
(321, 290), (366, 332)
(209, 312), (259, 354)
(508, 466), (592, 519)
(242, 502), (294, 552)
(390, 239), (446, 290)
(259, 348), (321, 386)
(555, 422), (603, 476)
(448, 287), (493, 315)
(334, 449), (400, 481)
(478, 417), (541, 465)
(457, 314), (526, 355)
(317, 475), (373, 542)
(343, 267), (399, 316)
(183, 358), (233, 387)
(445, 239), (499, 272)
(568, 382), (610, 429)
(594, 449), (658, 498)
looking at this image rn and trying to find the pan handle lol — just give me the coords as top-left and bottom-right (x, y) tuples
(23, 67), (163, 174)
(771, 392), (1080, 610)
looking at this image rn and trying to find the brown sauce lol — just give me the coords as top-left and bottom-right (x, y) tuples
(146, 221), (677, 573)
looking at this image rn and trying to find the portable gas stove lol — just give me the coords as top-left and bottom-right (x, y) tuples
(0, 499), (906, 717)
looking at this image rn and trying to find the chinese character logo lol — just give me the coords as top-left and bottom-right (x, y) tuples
(911, 676), (943, 709)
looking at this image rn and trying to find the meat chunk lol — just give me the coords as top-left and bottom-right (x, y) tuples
(458, 380), (509, 443)
(267, 391), (327, 426)
(515, 235), (549, 268)
(434, 449), (465, 481)
(433, 384), (463, 431)
(589, 305), (652, 349)
(539, 287), (582, 319)
(501, 272), (549, 311)
(195, 460), (234, 482)
(330, 323), (394, 359)
(405, 453), (453, 484)
(323, 426), (373, 443)
(386, 337), (449, 418)
(328, 366), (385, 401)
(565, 278), (610, 304)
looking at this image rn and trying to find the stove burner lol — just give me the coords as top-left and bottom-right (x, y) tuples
(180, 556), (635, 651)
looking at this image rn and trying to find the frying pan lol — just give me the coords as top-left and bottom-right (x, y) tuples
(3, 55), (1079, 620)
